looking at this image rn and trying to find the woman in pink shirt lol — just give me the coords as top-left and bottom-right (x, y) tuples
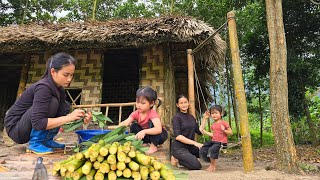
(119, 86), (168, 154)
(200, 105), (233, 171)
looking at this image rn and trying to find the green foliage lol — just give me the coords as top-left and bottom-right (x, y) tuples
(92, 111), (113, 129)
(291, 90), (320, 144)
(299, 162), (319, 172)
(62, 110), (114, 132)
(199, 116), (274, 148)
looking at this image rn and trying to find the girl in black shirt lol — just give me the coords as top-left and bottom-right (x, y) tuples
(4, 53), (92, 154)
(171, 94), (203, 170)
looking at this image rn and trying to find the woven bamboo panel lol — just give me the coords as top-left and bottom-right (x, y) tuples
(27, 53), (49, 84)
(71, 50), (102, 106)
(26, 51), (103, 107)
(141, 46), (165, 122)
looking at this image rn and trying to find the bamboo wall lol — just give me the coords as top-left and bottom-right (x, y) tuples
(27, 51), (103, 111)
(141, 46), (166, 124)
(25, 48), (179, 126)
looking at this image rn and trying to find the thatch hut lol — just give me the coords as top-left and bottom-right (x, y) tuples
(0, 16), (226, 130)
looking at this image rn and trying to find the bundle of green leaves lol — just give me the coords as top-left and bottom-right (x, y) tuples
(62, 110), (113, 132)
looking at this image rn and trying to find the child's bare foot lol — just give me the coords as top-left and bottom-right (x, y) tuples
(145, 143), (157, 154)
(205, 165), (216, 172)
(171, 156), (179, 166)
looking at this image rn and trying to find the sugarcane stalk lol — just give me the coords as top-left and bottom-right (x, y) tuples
(75, 152), (85, 160)
(93, 161), (101, 170)
(110, 163), (117, 171)
(160, 168), (170, 180)
(60, 168), (66, 177)
(116, 169), (123, 177)
(128, 161), (139, 171)
(72, 166), (84, 180)
(89, 155), (97, 162)
(99, 160), (110, 173)
(97, 155), (104, 163)
(117, 151), (127, 162)
(107, 154), (117, 165)
(132, 171), (142, 180)
(98, 139), (105, 146)
(134, 153), (151, 166)
(60, 165), (67, 176)
(152, 160), (162, 170)
(52, 170), (58, 176)
(66, 159), (85, 172)
(125, 156), (131, 163)
(140, 165), (149, 180)
(86, 168), (96, 180)
(123, 143), (131, 153)
(94, 170), (104, 180)
(53, 156), (75, 171)
(109, 144), (118, 155)
(99, 146), (109, 157)
(65, 170), (72, 178)
(82, 161), (92, 175)
(128, 150), (136, 158)
(123, 168), (132, 178)
(149, 166), (155, 173)
(150, 170), (160, 180)
(117, 161), (126, 171)
(108, 170), (117, 180)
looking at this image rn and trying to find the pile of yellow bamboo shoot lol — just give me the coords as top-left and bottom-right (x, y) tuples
(53, 140), (175, 180)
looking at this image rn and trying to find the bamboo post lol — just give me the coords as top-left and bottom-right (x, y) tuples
(187, 49), (196, 118)
(227, 11), (254, 172)
(119, 106), (122, 124)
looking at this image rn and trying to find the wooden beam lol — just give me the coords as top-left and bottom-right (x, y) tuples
(187, 49), (196, 117)
(72, 102), (136, 108)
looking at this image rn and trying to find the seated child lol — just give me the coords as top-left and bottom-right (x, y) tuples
(119, 86), (168, 154)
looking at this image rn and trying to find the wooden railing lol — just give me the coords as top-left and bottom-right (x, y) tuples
(72, 102), (136, 129)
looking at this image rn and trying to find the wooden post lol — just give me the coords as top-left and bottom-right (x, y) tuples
(187, 49), (196, 118)
(227, 11), (254, 172)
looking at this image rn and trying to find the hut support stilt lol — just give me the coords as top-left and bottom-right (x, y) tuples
(187, 49), (196, 118)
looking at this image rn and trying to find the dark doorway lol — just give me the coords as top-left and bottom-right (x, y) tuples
(0, 54), (24, 131)
(101, 49), (140, 124)
(65, 88), (82, 106)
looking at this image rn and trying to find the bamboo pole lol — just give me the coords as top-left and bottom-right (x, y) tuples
(187, 49), (196, 118)
(73, 102), (136, 108)
(92, 0), (98, 20)
(258, 81), (263, 147)
(227, 11), (254, 172)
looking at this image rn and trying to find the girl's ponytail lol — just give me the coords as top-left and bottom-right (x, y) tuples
(156, 99), (162, 108)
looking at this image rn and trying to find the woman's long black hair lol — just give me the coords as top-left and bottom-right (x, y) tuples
(41, 52), (77, 79)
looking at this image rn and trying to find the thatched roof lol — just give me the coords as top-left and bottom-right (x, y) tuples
(0, 16), (226, 109)
(0, 16), (225, 64)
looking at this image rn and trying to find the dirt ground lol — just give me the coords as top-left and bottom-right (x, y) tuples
(0, 131), (319, 180)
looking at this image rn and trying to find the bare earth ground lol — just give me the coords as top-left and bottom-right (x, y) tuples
(0, 131), (319, 180)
